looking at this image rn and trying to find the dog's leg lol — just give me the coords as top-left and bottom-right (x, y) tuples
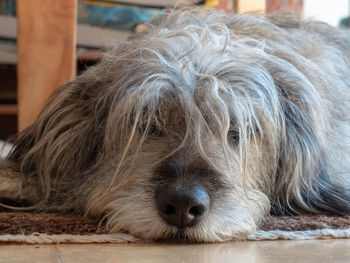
(0, 159), (40, 205)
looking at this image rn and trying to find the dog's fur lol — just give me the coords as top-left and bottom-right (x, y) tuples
(1, 9), (350, 242)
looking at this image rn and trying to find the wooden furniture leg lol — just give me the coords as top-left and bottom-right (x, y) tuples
(17, 0), (77, 131)
(236, 0), (266, 13)
(236, 0), (303, 14)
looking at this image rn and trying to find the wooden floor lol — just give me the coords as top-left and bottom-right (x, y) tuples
(1, 239), (350, 263)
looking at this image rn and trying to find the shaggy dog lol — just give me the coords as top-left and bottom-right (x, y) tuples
(1, 9), (350, 242)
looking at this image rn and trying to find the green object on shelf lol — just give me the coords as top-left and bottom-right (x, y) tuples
(339, 17), (350, 28)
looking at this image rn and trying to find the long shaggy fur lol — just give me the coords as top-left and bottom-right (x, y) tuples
(1, 9), (350, 242)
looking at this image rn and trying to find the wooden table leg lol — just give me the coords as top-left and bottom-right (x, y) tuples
(236, 0), (266, 13)
(17, 0), (77, 131)
(235, 0), (303, 14)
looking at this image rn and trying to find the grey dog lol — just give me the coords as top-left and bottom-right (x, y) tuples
(1, 9), (350, 242)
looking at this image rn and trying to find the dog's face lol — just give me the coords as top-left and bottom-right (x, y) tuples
(113, 135), (275, 242)
(87, 104), (273, 242)
(80, 21), (284, 241)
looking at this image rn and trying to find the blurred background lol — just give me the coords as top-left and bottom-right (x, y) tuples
(0, 0), (349, 141)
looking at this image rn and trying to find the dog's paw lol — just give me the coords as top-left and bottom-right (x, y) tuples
(0, 160), (40, 206)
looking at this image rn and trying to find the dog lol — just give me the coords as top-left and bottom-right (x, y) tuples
(1, 9), (350, 242)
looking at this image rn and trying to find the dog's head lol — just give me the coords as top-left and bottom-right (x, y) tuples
(76, 11), (294, 242)
(17, 10), (333, 242)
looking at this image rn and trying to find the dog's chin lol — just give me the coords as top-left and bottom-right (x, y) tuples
(140, 226), (255, 243)
(153, 230), (199, 244)
(129, 229), (224, 243)
(108, 214), (259, 243)
(105, 211), (257, 243)
(124, 217), (258, 243)
(152, 230), (245, 243)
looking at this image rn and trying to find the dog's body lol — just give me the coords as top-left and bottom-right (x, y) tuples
(1, 9), (350, 242)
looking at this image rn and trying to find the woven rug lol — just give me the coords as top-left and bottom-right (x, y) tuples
(1, 212), (350, 244)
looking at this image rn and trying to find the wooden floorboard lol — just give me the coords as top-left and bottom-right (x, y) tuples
(0, 239), (349, 263)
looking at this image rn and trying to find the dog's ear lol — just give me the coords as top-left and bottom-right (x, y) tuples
(7, 76), (107, 203)
(272, 78), (350, 215)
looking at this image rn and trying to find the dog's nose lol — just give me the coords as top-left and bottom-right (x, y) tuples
(156, 185), (210, 228)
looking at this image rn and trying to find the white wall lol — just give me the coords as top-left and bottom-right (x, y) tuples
(303, 0), (349, 26)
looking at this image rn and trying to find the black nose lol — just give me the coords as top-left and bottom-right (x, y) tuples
(156, 184), (210, 228)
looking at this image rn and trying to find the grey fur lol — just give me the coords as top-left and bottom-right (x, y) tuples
(1, 9), (350, 242)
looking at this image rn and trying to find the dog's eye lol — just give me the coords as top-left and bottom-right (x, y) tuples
(227, 129), (239, 143)
(139, 122), (164, 137)
(147, 124), (164, 136)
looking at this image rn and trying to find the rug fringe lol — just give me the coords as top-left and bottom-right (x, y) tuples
(247, 228), (350, 241)
(1, 228), (350, 244)
(0, 233), (141, 244)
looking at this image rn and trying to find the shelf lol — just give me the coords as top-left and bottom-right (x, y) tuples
(0, 104), (18, 115)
